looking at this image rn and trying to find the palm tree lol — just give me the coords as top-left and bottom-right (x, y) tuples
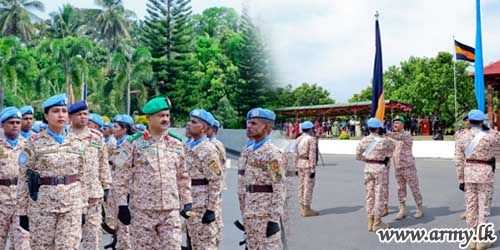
(95, 0), (131, 55)
(0, 0), (45, 42)
(112, 47), (152, 114)
(49, 4), (82, 38)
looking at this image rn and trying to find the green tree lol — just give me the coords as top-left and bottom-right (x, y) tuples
(94, 0), (132, 54)
(111, 47), (153, 114)
(193, 7), (239, 38)
(292, 83), (335, 106)
(348, 87), (372, 103)
(0, 0), (45, 42)
(49, 4), (83, 39)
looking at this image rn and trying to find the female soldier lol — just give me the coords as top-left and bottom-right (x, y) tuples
(16, 93), (87, 250)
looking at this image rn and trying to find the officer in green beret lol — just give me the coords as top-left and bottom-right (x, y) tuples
(114, 97), (193, 250)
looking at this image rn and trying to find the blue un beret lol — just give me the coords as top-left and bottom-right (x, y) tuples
(301, 121), (314, 130)
(32, 123), (41, 133)
(468, 109), (485, 121)
(190, 109), (215, 125)
(135, 124), (146, 132)
(114, 114), (134, 126)
(68, 101), (88, 114)
(41, 93), (67, 109)
(213, 120), (220, 129)
(367, 118), (384, 129)
(247, 108), (276, 121)
(19, 106), (34, 115)
(41, 123), (48, 129)
(103, 122), (114, 129)
(0, 107), (22, 123)
(89, 113), (104, 127)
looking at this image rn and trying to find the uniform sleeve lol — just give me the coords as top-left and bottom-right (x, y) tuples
(237, 148), (247, 213)
(385, 139), (396, 156)
(309, 137), (317, 169)
(203, 150), (223, 211)
(99, 142), (112, 190)
(176, 151), (192, 206)
(115, 142), (134, 206)
(455, 137), (465, 183)
(16, 142), (34, 216)
(78, 145), (89, 210)
(385, 131), (411, 143)
(270, 150), (286, 223)
(356, 140), (366, 161)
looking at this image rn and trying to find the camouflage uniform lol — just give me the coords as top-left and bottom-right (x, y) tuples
(455, 127), (500, 229)
(115, 131), (192, 250)
(105, 137), (132, 250)
(17, 130), (87, 250)
(210, 137), (226, 246)
(385, 131), (423, 207)
(356, 134), (395, 218)
(243, 139), (285, 250)
(295, 133), (317, 207)
(238, 141), (254, 217)
(69, 127), (112, 250)
(185, 138), (223, 250)
(0, 135), (29, 250)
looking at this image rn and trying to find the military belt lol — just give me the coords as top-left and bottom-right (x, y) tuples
(363, 159), (385, 164)
(238, 170), (245, 176)
(0, 178), (17, 186)
(246, 185), (273, 193)
(299, 157), (309, 160)
(466, 159), (491, 165)
(191, 178), (209, 186)
(39, 174), (78, 186)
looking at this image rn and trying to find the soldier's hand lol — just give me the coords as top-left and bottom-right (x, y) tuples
(201, 209), (215, 224)
(103, 189), (110, 202)
(266, 221), (280, 237)
(82, 214), (86, 225)
(383, 157), (390, 166)
(309, 172), (316, 178)
(180, 203), (193, 219)
(118, 206), (131, 225)
(459, 183), (465, 192)
(295, 171), (298, 176)
(19, 216), (29, 232)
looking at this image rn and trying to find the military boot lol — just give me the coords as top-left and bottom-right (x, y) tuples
(460, 212), (467, 220)
(395, 202), (406, 220)
(414, 205), (424, 219)
(476, 242), (492, 250)
(469, 241), (477, 250)
(372, 217), (390, 231)
(303, 205), (320, 217)
(367, 215), (374, 232)
(300, 205), (305, 217)
(381, 205), (389, 217)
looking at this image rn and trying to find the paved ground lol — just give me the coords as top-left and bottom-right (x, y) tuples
(9, 153), (500, 250)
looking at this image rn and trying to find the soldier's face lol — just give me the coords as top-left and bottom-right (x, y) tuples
(246, 118), (268, 138)
(2, 118), (21, 139)
(21, 114), (33, 131)
(147, 110), (170, 132)
(113, 122), (126, 139)
(102, 126), (112, 137)
(465, 119), (471, 129)
(188, 118), (206, 137)
(70, 110), (88, 129)
(88, 121), (100, 130)
(207, 126), (215, 137)
(393, 121), (404, 132)
(44, 106), (68, 129)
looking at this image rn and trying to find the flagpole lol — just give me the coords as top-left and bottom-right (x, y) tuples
(453, 36), (457, 125)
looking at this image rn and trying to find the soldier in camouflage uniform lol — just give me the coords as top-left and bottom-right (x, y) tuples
(385, 115), (423, 220)
(102, 122), (116, 145)
(356, 118), (395, 232)
(0, 107), (30, 250)
(207, 118), (226, 246)
(67, 103), (112, 250)
(295, 121), (320, 217)
(104, 115), (135, 250)
(238, 137), (254, 218)
(19, 106), (34, 140)
(243, 108), (285, 250)
(184, 109), (223, 250)
(115, 97), (192, 250)
(455, 110), (500, 250)
(17, 94), (88, 250)
(455, 115), (471, 221)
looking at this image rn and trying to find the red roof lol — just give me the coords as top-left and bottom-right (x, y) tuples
(469, 60), (500, 77)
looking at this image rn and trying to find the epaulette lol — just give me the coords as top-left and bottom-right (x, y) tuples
(168, 131), (183, 142)
(127, 132), (143, 142)
(89, 128), (103, 138)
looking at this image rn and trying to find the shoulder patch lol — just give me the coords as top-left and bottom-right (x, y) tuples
(268, 159), (283, 182)
(168, 131), (183, 142)
(18, 147), (33, 166)
(209, 159), (222, 176)
(127, 132), (143, 142)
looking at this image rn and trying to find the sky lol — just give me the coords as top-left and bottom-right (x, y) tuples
(37, 0), (500, 103)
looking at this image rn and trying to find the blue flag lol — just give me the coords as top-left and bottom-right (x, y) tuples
(474, 0), (485, 112)
(371, 17), (385, 121)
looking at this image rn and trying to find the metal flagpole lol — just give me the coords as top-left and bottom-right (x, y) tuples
(453, 36), (458, 124)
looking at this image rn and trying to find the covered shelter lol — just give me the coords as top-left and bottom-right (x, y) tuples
(469, 60), (500, 129)
(274, 100), (412, 119)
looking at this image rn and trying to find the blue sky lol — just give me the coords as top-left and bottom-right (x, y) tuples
(36, 0), (500, 102)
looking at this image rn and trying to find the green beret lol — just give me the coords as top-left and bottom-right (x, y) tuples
(142, 97), (171, 114)
(394, 115), (405, 122)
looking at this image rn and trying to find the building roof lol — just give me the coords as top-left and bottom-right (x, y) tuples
(274, 100), (412, 118)
(469, 60), (500, 78)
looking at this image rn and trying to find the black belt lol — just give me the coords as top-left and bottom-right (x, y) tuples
(238, 169), (245, 176)
(0, 178), (17, 186)
(246, 185), (273, 193)
(191, 179), (209, 186)
(299, 157), (309, 160)
(466, 159), (491, 165)
(40, 175), (78, 186)
(363, 160), (385, 164)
